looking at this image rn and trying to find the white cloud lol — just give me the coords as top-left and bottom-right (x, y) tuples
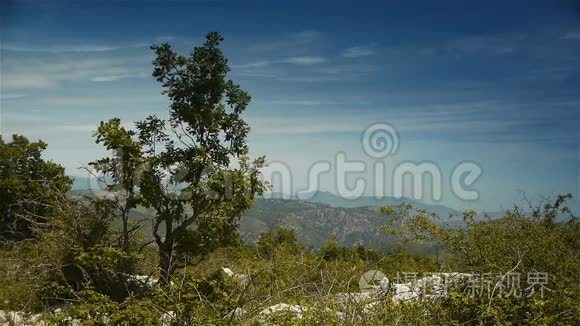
(563, 32), (580, 40)
(89, 73), (148, 82)
(257, 98), (370, 106)
(234, 56), (327, 70)
(0, 93), (28, 100)
(292, 30), (322, 43)
(3, 43), (149, 53)
(445, 34), (523, 55)
(248, 30), (322, 52)
(249, 116), (363, 135)
(283, 56), (327, 65)
(233, 60), (273, 69)
(342, 46), (376, 58)
(36, 94), (164, 106)
(90, 76), (123, 82)
(59, 124), (98, 132)
(2, 54), (148, 89)
(247, 100), (575, 146)
(1, 123), (96, 137)
(1, 74), (52, 88)
(42, 97), (113, 106)
(261, 100), (328, 106)
(154, 35), (177, 42)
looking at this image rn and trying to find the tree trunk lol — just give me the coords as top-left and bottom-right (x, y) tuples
(158, 245), (172, 286)
(119, 211), (132, 273)
(156, 215), (175, 286)
(122, 213), (129, 253)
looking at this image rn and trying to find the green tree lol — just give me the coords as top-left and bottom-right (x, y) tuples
(90, 118), (143, 253)
(93, 32), (266, 285)
(257, 227), (302, 259)
(0, 134), (72, 242)
(319, 235), (342, 261)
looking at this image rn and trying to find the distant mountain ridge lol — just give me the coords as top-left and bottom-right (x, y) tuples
(264, 191), (459, 217)
(70, 179), (494, 251)
(239, 198), (399, 249)
(71, 176), (458, 215)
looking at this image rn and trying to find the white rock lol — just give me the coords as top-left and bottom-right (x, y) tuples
(0, 310), (24, 325)
(414, 275), (446, 298)
(392, 283), (419, 303)
(62, 316), (81, 326)
(160, 311), (175, 326)
(221, 267), (235, 278)
(362, 301), (384, 315)
(221, 267), (250, 287)
(336, 290), (378, 305)
(223, 307), (246, 321)
(122, 273), (157, 288)
(259, 303), (306, 322)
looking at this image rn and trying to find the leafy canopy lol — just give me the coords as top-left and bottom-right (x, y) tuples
(0, 134), (72, 242)
(91, 32), (267, 284)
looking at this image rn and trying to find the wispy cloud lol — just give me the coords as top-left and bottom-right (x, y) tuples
(233, 60), (273, 69)
(342, 46), (376, 58)
(258, 100), (346, 106)
(249, 100), (579, 147)
(292, 30), (322, 43)
(0, 93), (29, 100)
(2, 74), (52, 88)
(2, 53), (148, 89)
(42, 97), (116, 106)
(233, 61), (375, 83)
(3, 43), (149, 53)
(444, 34), (524, 55)
(249, 116), (363, 135)
(248, 30), (322, 52)
(283, 56), (327, 65)
(563, 32), (580, 40)
(234, 56), (327, 69)
(89, 73), (148, 82)
(2, 35), (175, 54)
(1, 123), (96, 136)
(2, 35), (177, 54)
(35, 94), (164, 106)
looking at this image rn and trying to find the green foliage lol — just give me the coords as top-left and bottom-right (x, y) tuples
(379, 205), (396, 215)
(1, 194), (148, 310)
(0, 134), (72, 242)
(0, 195), (120, 310)
(256, 227), (303, 259)
(377, 246), (438, 277)
(90, 118), (144, 253)
(1, 201), (578, 324)
(319, 235), (341, 261)
(384, 195), (580, 325)
(319, 235), (380, 261)
(91, 32), (267, 285)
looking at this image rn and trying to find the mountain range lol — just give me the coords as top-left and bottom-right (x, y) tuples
(71, 181), (470, 252)
(71, 175), (510, 251)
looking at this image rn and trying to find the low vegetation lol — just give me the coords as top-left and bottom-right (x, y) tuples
(1, 195), (577, 324)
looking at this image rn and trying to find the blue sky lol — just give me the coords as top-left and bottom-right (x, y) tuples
(1, 0), (579, 211)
